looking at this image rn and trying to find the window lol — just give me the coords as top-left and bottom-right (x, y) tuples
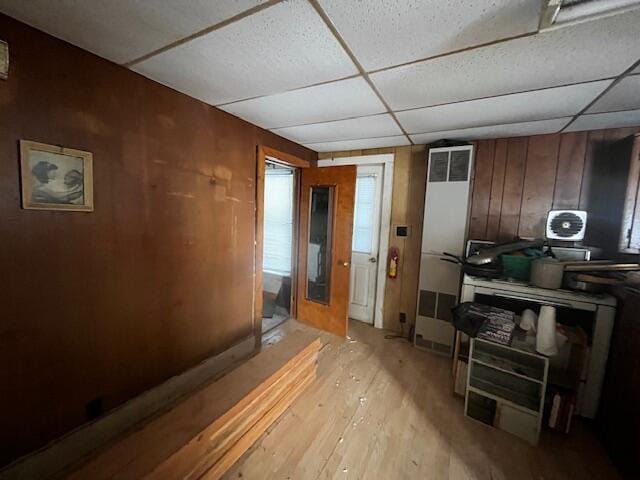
(264, 168), (294, 275)
(352, 175), (377, 253)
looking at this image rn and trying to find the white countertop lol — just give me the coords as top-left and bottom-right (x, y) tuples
(462, 274), (617, 307)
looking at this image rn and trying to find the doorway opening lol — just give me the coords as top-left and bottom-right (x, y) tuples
(262, 161), (296, 333)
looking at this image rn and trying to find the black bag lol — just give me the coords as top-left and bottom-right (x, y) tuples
(451, 302), (515, 345)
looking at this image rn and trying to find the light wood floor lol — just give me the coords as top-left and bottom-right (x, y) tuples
(223, 320), (620, 480)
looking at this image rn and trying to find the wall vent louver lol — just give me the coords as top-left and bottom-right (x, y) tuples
(429, 152), (449, 182)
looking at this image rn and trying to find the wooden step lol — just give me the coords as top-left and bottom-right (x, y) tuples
(67, 331), (321, 479)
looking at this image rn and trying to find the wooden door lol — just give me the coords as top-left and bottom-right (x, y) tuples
(349, 165), (384, 324)
(296, 165), (356, 337)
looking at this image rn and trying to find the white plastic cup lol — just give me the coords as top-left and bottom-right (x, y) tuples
(536, 305), (558, 356)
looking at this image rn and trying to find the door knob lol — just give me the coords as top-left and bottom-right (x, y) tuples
(340, 261), (350, 267)
(369, 257), (377, 263)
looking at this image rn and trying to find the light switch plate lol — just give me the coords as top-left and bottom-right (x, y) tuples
(0, 41), (8, 80)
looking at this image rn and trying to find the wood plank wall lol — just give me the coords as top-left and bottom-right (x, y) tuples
(0, 14), (315, 467)
(469, 127), (640, 241)
(320, 125), (640, 334)
(319, 146), (427, 333)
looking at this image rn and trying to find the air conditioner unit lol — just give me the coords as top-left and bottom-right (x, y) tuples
(415, 145), (474, 355)
(546, 210), (587, 241)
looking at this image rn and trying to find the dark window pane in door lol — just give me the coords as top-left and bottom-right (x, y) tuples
(306, 186), (334, 304)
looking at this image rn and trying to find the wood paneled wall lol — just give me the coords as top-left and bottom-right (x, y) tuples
(469, 127), (640, 241)
(0, 14), (315, 466)
(319, 145), (427, 333)
(320, 125), (640, 336)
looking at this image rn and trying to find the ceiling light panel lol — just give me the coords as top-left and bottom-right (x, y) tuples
(565, 109), (640, 132)
(397, 80), (610, 134)
(410, 118), (571, 144)
(220, 77), (385, 129)
(305, 135), (410, 152)
(272, 114), (402, 144)
(587, 75), (640, 113)
(132, 0), (357, 105)
(318, 0), (542, 71)
(0, 0), (266, 64)
(372, 7), (640, 111)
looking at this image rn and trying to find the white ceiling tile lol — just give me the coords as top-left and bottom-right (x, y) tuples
(219, 77), (385, 129)
(318, 0), (542, 71)
(410, 118), (571, 144)
(397, 81), (611, 134)
(0, 0), (266, 64)
(587, 75), (640, 114)
(372, 8), (640, 110)
(132, 0), (357, 105)
(272, 114), (402, 144)
(564, 109), (640, 132)
(306, 136), (410, 152)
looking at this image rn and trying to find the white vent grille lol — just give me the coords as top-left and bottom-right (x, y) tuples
(429, 152), (449, 182)
(449, 150), (470, 182)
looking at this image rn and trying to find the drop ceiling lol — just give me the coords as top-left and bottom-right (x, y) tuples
(1, 0), (639, 152)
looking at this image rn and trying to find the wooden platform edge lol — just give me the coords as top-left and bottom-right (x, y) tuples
(0, 334), (256, 480)
(66, 332), (321, 480)
(148, 350), (319, 479)
(200, 369), (318, 480)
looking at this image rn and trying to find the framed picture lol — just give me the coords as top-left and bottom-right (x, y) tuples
(19, 140), (94, 211)
(0, 40), (8, 80)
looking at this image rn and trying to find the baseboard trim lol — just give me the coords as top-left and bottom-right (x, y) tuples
(0, 335), (256, 480)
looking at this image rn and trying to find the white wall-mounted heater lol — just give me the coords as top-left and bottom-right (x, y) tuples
(414, 145), (474, 354)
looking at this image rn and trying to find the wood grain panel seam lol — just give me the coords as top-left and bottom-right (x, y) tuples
(496, 139), (511, 240)
(578, 131), (597, 208)
(514, 138), (531, 238)
(549, 135), (563, 215)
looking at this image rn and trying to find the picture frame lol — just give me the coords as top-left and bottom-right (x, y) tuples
(0, 40), (7, 80)
(19, 140), (94, 212)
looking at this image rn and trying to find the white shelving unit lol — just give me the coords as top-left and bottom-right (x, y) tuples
(465, 336), (549, 445)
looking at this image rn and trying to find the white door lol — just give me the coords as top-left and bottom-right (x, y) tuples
(349, 165), (383, 323)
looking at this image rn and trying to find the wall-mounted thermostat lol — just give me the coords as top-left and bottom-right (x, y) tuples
(395, 225), (411, 238)
(0, 40), (8, 80)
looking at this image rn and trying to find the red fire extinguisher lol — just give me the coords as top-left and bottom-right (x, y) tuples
(388, 247), (399, 279)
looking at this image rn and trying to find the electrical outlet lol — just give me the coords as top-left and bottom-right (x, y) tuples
(86, 396), (103, 420)
(399, 312), (406, 323)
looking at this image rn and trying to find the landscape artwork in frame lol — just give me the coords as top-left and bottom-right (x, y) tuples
(19, 140), (94, 211)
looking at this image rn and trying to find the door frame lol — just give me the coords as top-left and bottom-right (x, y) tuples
(317, 154), (394, 329)
(255, 146), (310, 346)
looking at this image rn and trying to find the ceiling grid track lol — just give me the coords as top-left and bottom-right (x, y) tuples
(560, 56), (640, 132)
(4, 1), (639, 150)
(214, 73), (361, 108)
(251, 77), (620, 132)
(306, 0), (413, 145)
(123, 0), (285, 67)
